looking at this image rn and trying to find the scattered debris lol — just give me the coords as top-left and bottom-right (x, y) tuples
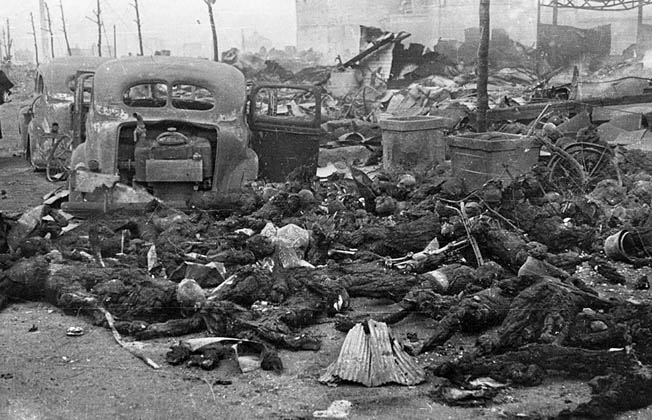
(312, 400), (353, 419)
(99, 307), (160, 370)
(7, 15), (652, 419)
(166, 337), (273, 373)
(65, 326), (84, 336)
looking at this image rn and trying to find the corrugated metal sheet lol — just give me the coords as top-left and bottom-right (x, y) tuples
(319, 320), (425, 387)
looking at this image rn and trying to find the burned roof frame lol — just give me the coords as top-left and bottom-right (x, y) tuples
(91, 56), (246, 117)
(539, 0), (652, 10)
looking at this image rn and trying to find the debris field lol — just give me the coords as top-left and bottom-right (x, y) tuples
(4, 133), (652, 418)
(6, 16), (652, 420)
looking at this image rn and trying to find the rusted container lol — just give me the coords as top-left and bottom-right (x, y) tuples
(604, 230), (636, 262)
(447, 132), (540, 191)
(379, 116), (452, 170)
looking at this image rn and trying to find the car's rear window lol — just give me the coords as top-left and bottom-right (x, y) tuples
(171, 84), (215, 110)
(123, 83), (168, 107)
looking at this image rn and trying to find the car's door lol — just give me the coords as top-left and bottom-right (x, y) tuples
(247, 84), (323, 182)
(71, 71), (95, 148)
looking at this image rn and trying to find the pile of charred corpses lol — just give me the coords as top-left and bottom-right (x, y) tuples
(3, 149), (652, 419)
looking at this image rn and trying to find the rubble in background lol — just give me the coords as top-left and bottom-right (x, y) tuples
(237, 28), (540, 132)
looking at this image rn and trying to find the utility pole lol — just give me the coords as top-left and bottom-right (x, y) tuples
(477, 0), (490, 132)
(45, 1), (55, 58)
(39, 0), (51, 61)
(132, 0), (144, 56)
(638, 0), (645, 50)
(30, 12), (39, 65)
(102, 18), (111, 57)
(4, 20), (13, 63)
(86, 0), (102, 56)
(59, 0), (71, 56)
(113, 24), (117, 57)
(203, 0), (219, 61)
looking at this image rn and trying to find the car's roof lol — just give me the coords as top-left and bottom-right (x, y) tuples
(38, 56), (111, 94)
(92, 56), (246, 113)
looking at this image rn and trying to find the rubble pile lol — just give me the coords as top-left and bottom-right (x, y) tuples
(222, 47), (330, 85)
(3, 119), (652, 416)
(233, 29), (540, 130)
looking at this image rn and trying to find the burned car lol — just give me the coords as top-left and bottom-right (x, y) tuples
(18, 56), (109, 169)
(66, 56), (323, 210)
(68, 56), (262, 207)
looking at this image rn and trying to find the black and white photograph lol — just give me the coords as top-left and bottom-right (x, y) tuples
(2, 1), (652, 419)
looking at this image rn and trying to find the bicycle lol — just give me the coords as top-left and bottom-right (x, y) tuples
(527, 104), (622, 193)
(546, 140), (621, 193)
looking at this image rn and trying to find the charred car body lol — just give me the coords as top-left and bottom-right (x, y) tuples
(19, 56), (109, 169)
(68, 56), (261, 206)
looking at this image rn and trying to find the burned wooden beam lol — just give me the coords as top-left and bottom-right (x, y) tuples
(484, 93), (652, 123)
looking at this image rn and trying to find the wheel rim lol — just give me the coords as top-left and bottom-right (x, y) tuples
(46, 135), (72, 182)
(547, 142), (616, 192)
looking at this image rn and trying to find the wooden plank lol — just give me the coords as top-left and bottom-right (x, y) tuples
(485, 101), (586, 123)
(486, 93), (652, 123)
(582, 93), (652, 108)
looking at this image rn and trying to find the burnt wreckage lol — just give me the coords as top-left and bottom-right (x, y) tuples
(5, 9), (652, 420)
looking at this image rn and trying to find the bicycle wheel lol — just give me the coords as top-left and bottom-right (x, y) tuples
(46, 135), (72, 182)
(547, 142), (619, 192)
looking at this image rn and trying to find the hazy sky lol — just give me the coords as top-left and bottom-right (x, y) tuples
(2, 0), (297, 58)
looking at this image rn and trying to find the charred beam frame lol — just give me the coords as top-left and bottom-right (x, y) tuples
(540, 0), (652, 10)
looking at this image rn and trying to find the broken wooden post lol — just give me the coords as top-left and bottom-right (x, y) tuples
(204, 0), (219, 62)
(96, 0), (102, 56)
(85, 0), (102, 56)
(58, 0), (72, 56)
(44, 1), (55, 58)
(132, 0), (144, 56)
(477, 0), (490, 132)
